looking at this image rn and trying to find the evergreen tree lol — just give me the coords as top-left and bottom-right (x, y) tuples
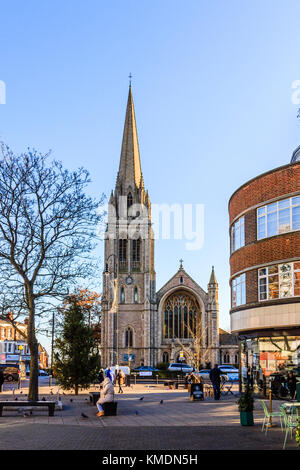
(53, 295), (100, 395)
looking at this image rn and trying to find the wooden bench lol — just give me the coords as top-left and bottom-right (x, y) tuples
(0, 401), (56, 417)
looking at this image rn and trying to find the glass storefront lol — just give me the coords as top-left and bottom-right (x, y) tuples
(240, 334), (300, 397)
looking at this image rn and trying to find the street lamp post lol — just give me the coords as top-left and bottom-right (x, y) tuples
(105, 253), (119, 367)
(18, 345), (24, 389)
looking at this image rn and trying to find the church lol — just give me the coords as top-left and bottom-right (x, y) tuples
(100, 86), (238, 369)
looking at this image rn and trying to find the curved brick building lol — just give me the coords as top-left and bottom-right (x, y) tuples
(229, 157), (300, 390)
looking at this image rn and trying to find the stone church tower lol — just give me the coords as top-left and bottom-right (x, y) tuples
(101, 86), (156, 367)
(101, 86), (238, 369)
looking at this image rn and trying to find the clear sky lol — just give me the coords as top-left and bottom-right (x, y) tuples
(1, 0), (300, 354)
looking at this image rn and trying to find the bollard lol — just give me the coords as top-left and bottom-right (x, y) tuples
(156, 374), (158, 385)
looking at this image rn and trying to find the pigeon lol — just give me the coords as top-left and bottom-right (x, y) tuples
(135, 410), (139, 415)
(50, 391), (53, 395)
(14, 397), (18, 401)
(160, 400), (163, 404)
(41, 397), (46, 401)
(81, 413), (88, 419)
(70, 398), (73, 403)
(20, 391), (23, 394)
(139, 397), (144, 401)
(23, 412), (29, 417)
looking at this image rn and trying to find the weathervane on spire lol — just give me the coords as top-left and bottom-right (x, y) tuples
(129, 72), (132, 87)
(179, 259), (183, 269)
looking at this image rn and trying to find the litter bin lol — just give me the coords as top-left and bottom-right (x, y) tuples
(296, 382), (300, 401)
(126, 375), (131, 387)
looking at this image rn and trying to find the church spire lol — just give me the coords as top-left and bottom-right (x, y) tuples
(116, 86), (143, 190)
(209, 266), (217, 285)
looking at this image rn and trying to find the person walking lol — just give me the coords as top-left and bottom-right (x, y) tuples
(96, 370), (115, 417)
(287, 371), (297, 400)
(0, 369), (4, 393)
(209, 364), (221, 400)
(116, 370), (124, 393)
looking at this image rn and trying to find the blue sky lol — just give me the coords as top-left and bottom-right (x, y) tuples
(1, 0), (300, 353)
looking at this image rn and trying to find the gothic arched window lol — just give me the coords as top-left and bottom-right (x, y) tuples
(163, 290), (200, 340)
(163, 352), (169, 363)
(127, 192), (133, 208)
(134, 286), (138, 303)
(132, 239), (141, 270)
(125, 327), (133, 347)
(119, 239), (127, 271)
(120, 286), (125, 303)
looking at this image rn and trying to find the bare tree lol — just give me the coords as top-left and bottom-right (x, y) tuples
(174, 320), (212, 380)
(0, 144), (104, 401)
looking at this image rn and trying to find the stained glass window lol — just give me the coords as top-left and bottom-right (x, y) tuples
(163, 291), (200, 339)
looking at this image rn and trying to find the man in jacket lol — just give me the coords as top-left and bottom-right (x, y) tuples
(96, 370), (115, 417)
(209, 364), (221, 400)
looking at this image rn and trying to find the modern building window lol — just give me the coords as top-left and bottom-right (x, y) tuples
(231, 274), (246, 307)
(257, 195), (300, 240)
(231, 216), (245, 252)
(258, 262), (300, 301)
(125, 327), (133, 347)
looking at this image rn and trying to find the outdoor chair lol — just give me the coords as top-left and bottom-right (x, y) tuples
(280, 406), (298, 449)
(259, 399), (284, 434)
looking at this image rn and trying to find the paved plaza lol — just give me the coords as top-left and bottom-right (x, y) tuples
(0, 381), (298, 450)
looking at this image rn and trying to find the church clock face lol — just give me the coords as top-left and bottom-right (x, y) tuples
(125, 275), (134, 285)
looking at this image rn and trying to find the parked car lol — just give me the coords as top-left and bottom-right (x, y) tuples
(218, 364), (239, 381)
(133, 366), (159, 372)
(0, 365), (19, 382)
(109, 366), (131, 376)
(26, 368), (49, 377)
(167, 363), (194, 373)
(197, 369), (228, 382)
(198, 369), (211, 379)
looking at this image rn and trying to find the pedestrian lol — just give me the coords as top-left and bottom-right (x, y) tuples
(287, 371), (297, 400)
(0, 369), (4, 393)
(96, 369), (115, 417)
(209, 364), (221, 400)
(98, 368), (104, 386)
(116, 370), (123, 393)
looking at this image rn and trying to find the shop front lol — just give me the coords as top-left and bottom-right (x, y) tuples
(239, 329), (300, 398)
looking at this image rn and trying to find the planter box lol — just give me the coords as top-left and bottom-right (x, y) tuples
(240, 411), (254, 426)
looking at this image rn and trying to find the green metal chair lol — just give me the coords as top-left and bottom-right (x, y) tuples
(280, 406), (298, 449)
(259, 399), (284, 434)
